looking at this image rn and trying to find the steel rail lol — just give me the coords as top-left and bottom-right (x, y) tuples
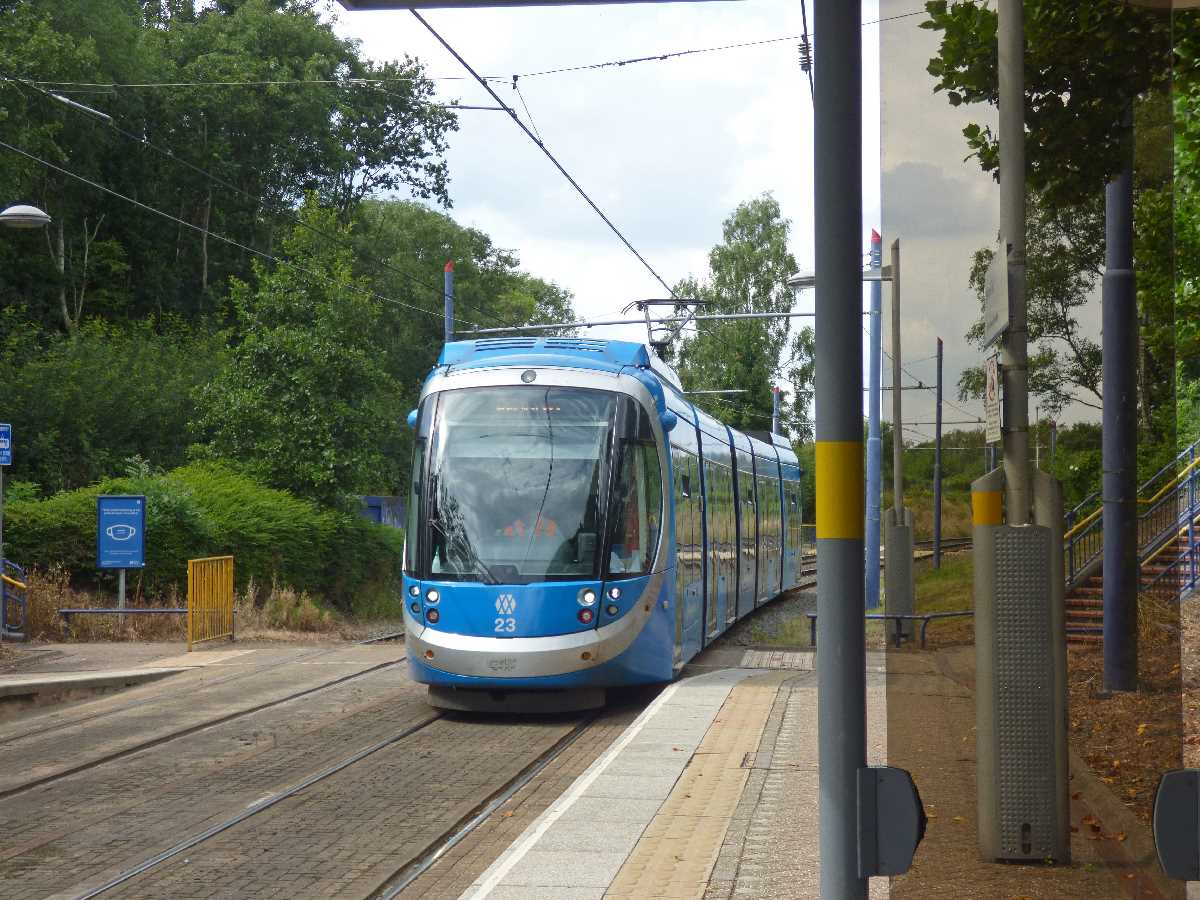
(0, 643), (339, 748)
(0, 657), (405, 798)
(373, 715), (597, 899)
(74, 711), (443, 899)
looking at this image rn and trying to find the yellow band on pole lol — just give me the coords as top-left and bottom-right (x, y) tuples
(973, 490), (1003, 526)
(815, 441), (864, 539)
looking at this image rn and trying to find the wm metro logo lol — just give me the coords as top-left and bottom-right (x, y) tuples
(495, 594), (517, 615)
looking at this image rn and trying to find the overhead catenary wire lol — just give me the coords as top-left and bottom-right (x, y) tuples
(511, 8), (928, 80)
(0, 137), (476, 328)
(411, 10), (677, 299)
(4, 74), (522, 330)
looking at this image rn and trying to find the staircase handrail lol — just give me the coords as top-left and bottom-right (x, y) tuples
(1137, 435), (1200, 498)
(1064, 436), (1200, 537)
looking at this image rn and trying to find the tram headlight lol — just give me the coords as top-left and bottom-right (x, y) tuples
(606, 604), (619, 616)
(410, 601), (421, 615)
(409, 584), (421, 597)
(426, 608), (440, 624)
(426, 589), (440, 604)
(608, 587), (621, 600)
(578, 588), (596, 606)
(578, 608), (594, 624)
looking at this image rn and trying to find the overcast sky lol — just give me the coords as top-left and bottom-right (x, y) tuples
(329, 0), (1097, 443)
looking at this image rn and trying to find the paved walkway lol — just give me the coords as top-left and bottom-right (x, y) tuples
(460, 653), (889, 900)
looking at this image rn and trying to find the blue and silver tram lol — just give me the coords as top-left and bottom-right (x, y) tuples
(401, 337), (804, 711)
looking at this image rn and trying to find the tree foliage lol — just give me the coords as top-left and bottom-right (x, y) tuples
(669, 194), (808, 437)
(191, 199), (393, 507)
(0, 0), (457, 330)
(922, 0), (1171, 209)
(957, 192), (1103, 415)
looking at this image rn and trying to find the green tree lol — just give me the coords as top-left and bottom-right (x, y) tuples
(0, 0), (458, 329)
(957, 192), (1104, 416)
(192, 199), (393, 506)
(925, 0), (1178, 458)
(670, 194), (802, 435)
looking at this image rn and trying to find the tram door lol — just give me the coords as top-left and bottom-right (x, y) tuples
(735, 450), (757, 619)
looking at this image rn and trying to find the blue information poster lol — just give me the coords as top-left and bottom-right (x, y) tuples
(97, 495), (146, 569)
(0, 423), (10, 466)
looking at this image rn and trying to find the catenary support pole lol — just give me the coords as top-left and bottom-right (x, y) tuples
(772, 385), (781, 435)
(934, 337), (944, 569)
(867, 230), (883, 609)
(814, 2), (866, 897)
(1102, 106), (1138, 693)
(999, 0), (1030, 525)
(444, 260), (455, 344)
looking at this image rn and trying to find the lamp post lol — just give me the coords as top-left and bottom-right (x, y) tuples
(0, 204), (51, 586)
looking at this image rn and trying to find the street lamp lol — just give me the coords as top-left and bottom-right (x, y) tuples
(0, 204), (51, 229)
(0, 202), (49, 620)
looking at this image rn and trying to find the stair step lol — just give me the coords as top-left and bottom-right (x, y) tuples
(1066, 599), (1102, 609)
(1066, 610), (1105, 620)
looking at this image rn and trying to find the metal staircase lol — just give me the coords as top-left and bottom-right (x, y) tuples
(1063, 438), (1200, 646)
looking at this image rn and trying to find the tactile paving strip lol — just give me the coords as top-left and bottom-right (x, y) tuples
(605, 677), (783, 899)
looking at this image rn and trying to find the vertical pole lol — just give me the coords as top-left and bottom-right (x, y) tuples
(118, 568), (126, 628)
(1050, 419), (1057, 469)
(772, 386), (781, 435)
(999, 0), (1030, 526)
(813, 2), (866, 896)
(1102, 105), (1138, 693)
(0, 462), (5, 572)
(891, 240), (904, 515)
(934, 337), (944, 569)
(443, 260), (455, 344)
(867, 230), (883, 609)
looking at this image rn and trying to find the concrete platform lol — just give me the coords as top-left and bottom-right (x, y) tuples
(459, 650), (890, 900)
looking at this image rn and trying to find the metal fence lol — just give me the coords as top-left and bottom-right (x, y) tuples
(188, 556), (235, 650)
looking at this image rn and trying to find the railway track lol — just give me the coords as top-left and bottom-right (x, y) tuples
(68, 709), (601, 899)
(0, 654), (406, 800)
(74, 711), (444, 899)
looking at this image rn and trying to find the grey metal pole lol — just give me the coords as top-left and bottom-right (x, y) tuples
(1102, 109), (1138, 693)
(814, 2), (866, 896)
(118, 568), (126, 627)
(1050, 419), (1057, 469)
(772, 386), (781, 435)
(891, 240), (904, 516)
(867, 230), (883, 610)
(444, 260), (455, 344)
(999, 0), (1030, 525)
(934, 337), (943, 569)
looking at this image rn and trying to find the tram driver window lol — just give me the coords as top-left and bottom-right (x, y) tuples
(606, 441), (662, 577)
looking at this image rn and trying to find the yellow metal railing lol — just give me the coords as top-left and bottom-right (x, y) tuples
(188, 556), (235, 650)
(1, 573), (26, 591)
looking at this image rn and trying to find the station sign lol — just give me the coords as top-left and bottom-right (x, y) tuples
(982, 241), (1010, 347)
(97, 495), (146, 569)
(0, 423), (10, 466)
(984, 356), (1001, 444)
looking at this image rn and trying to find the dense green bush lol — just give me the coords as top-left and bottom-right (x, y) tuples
(4, 463), (402, 612)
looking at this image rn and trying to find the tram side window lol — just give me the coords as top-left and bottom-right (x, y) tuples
(607, 442), (663, 577)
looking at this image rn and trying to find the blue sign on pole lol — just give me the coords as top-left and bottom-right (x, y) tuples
(97, 495), (146, 569)
(0, 423), (11, 466)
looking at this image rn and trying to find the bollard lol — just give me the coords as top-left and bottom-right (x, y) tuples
(973, 468), (1069, 862)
